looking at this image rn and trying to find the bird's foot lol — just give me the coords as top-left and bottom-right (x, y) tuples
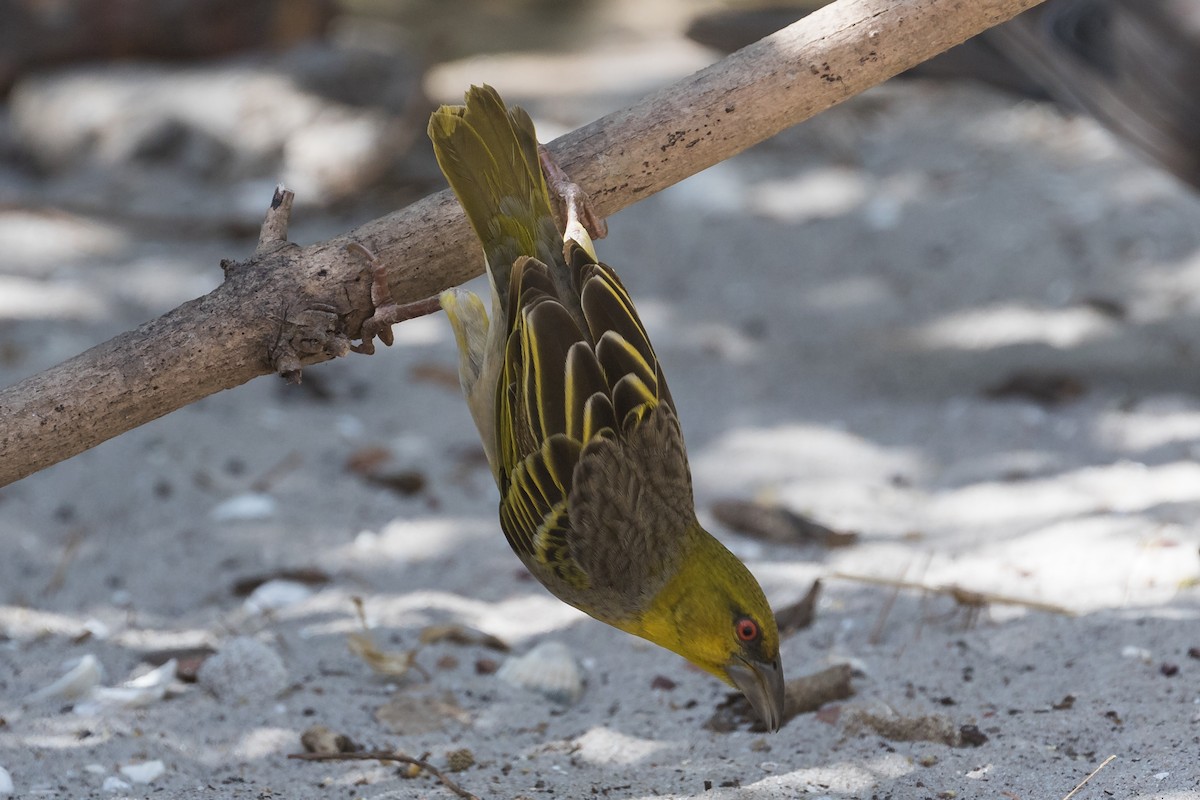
(538, 145), (608, 247)
(347, 242), (442, 355)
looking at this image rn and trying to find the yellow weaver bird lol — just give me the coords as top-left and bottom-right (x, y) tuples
(430, 85), (784, 730)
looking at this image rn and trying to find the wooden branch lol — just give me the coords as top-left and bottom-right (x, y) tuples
(0, 0), (1048, 487)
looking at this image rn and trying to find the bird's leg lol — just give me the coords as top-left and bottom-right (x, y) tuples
(346, 242), (442, 355)
(538, 145), (608, 251)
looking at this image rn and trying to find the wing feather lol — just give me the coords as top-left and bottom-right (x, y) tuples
(496, 235), (691, 611)
(565, 342), (607, 441)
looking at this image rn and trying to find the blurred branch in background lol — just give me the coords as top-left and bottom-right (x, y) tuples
(689, 0), (1200, 190)
(0, 0), (1049, 488)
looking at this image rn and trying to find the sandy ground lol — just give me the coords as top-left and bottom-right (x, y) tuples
(3, 26), (1200, 800)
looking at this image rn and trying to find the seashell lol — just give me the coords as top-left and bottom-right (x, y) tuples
(25, 654), (102, 705)
(74, 659), (176, 715)
(497, 640), (584, 705)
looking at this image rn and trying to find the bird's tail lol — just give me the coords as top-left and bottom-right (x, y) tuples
(428, 85), (563, 308)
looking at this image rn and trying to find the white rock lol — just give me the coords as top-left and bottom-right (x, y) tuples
(243, 579), (313, 614)
(197, 637), (288, 702)
(119, 759), (164, 784)
(1121, 645), (1152, 662)
(0, 765), (13, 795)
(335, 414), (364, 439)
(81, 618), (111, 640)
(210, 492), (277, 522)
(498, 640), (584, 705)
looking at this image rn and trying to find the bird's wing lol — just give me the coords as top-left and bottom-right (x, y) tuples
(496, 244), (691, 602)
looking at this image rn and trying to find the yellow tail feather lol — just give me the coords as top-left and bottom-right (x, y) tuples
(428, 85), (563, 301)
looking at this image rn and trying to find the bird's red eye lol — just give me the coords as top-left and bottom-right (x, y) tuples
(735, 618), (759, 642)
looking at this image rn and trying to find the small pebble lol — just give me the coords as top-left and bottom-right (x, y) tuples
(474, 658), (498, 675)
(335, 414), (365, 438)
(101, 776), (131, 792)
(210, 492), (277, 522)
(1187, 647), (1200, 660)
(0, 765), (12, 796)
(1160, 663), (1179, 677)
(445, 748), (475, 772)
(1121, 646), (1152, 662)
(81, 618), (111, 640)
(958, 725), (989, 747)
(300, 724), (357, 755)
(119, 760), (164, 784)
(243, 579), (314, 614)
(197, 637), (288, 703)
(650, 675), (677, 691)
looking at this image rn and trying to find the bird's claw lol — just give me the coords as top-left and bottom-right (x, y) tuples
(538, 144), (608, 243)
(346, 242), (441, 355)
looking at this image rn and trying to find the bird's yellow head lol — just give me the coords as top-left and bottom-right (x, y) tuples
(617, 525), (785, 730)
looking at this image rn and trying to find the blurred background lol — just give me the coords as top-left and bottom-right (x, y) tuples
(2, 1), (1200, 796)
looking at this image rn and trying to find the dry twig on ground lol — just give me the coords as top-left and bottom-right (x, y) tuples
(832, 570), (1076, 621)
(288, 750), (480, 800)
(1061, 755), (1117, 800)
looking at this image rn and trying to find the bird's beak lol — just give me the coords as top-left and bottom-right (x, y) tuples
(726, 655), (786, 732)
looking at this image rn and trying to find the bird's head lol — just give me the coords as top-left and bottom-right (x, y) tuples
(619, 526), (785, 731)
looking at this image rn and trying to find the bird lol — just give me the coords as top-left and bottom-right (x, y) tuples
(427, 85), (785, 730)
